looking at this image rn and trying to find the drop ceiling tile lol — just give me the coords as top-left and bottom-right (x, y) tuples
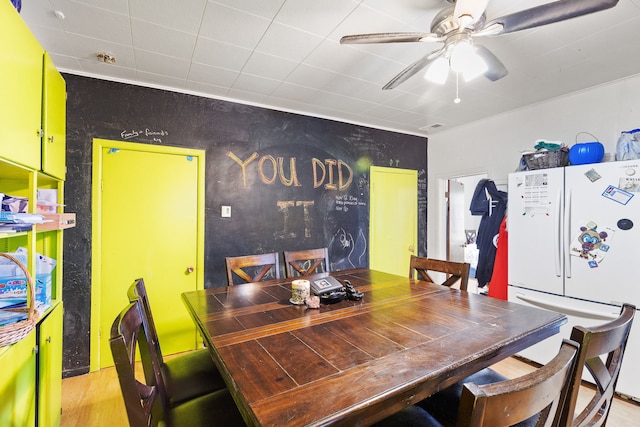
(129, 0), (207, 33)
(209, 0), (285, 20)
(51, 0), (129, 15)
(131, 19), (197, 60)
(185, 80), (230, 97)
(285, 64), (341, 88)
(192, 38), (253, 71)
(62, 32), (134, 65)
(188, 62), (240, 87)
(311, 91), (376, 113)
(274, 0), (359, 37)
(50, 1), (132, 46)
(26, 25), (78, 58)
(270, 82), (319, 102)
(199, 3), (272, 49)
(255, 22), (324, 62)
(136, 70), (188, 90)
(359, 0), (440, 30)
(242, 52), (299, 81)
(48, 53), (84, 72)
(226, 87), (269, 105)
(20, 2), (66, 30)
(134, 49), (191, 79)
(75, 57), (138, 81)
(232, 73), (281, 95)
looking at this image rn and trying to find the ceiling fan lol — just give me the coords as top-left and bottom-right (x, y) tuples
(340, 0), (619, 90)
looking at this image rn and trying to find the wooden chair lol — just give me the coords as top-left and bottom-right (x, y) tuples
(225, 252), (281, 286)
(376, 340), (580, 427)
(109, 301), (246, 427)
(409, 256), (470, 291)
(127, 278), (226, 407)
(559, 303), (635, 427)
(456, 340), (579, 427)
(283, 247), (330, 277)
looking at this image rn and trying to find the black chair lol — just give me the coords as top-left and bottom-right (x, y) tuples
(376, 340), (580, 427)
(560, 303), (635, 427)
(110, 301), (246, 426)
(128, 278), (225, 407)
(224, 252), (281, 286)
(283, 247), (330, 277)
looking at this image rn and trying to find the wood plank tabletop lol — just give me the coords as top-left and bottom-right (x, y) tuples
(182, 269), (566, 427)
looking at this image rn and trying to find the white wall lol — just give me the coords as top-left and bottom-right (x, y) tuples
(428, 73), (640, 260)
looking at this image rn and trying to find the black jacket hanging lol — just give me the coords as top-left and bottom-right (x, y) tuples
(469, 179), (507, 287)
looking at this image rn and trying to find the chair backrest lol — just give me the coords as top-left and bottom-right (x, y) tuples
(456, 339), (580, 427)
(409, 256), (471, 291)
(284, 248), (330, 277)
(225, 252), (281, 285)
(126, 278), (171, 407)
(560, 303), (635, 427)
(110, 301), (163, 427)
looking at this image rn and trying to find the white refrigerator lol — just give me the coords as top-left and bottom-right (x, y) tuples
(508, 159), (640, 401)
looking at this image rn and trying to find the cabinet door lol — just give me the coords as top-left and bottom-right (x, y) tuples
(0, 1), (43, 169)
(42, 54), (66, 180)
(37, 302), (63, 427)
(0, 331), (37, 427)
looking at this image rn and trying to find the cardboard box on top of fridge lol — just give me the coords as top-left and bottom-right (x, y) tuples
(0, 248), (56, 306)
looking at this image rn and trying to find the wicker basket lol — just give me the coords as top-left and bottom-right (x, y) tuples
(523, 149), (569, 170)
(0, 252), (38, 347)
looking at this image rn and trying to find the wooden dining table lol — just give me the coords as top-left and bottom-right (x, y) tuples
(181, 269), (566, 427)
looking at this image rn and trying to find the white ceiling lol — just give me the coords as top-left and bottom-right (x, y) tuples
(19, 0), (640, 137)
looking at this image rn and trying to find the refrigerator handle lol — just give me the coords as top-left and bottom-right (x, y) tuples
(565, 188), (572, 278)
(554, 188), (561, 277)
(514, 292), (619, 321)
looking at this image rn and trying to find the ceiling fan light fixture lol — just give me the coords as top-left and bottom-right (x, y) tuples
(424, 56), (449, 84)
(462, 53), (488, 81)
(449, 40), (474, 72)
(449, 40), (487, 81)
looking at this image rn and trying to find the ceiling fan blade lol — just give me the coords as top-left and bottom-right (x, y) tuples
(486, 0), (619, 35)
(475, 45), (508, 81)
(454, 0), (490, 27)
(382, 49), (444, 90)
(340, 32), (442, 44)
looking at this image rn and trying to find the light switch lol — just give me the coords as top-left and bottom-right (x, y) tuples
(221, 205), (231, 218)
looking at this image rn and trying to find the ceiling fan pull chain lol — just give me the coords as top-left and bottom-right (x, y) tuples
(454, 72), (461, 104)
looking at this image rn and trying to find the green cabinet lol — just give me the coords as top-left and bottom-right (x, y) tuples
(0, 3), (68, 426)
(42, 53), (67, 180)
(0, 0), (43, 171)
(0, 331), (37, 427)
(0, 303), (63, 427)
(37, 302), (63, 427)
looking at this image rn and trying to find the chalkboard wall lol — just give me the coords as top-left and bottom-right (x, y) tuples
(62, 74), (427, 376)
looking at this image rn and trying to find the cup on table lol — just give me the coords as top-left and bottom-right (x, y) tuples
(290, 279), (310, 305)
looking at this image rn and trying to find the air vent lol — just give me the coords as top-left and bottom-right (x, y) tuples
(419, 123), (445, 131)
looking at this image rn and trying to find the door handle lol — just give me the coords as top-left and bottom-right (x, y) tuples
(186, 266), (195, 274)
(408, 245), (414, 253)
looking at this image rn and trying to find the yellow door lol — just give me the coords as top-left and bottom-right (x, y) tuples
(42, 53), (66, 180)
(0, 0), (42, 169)
(92, 140), (205, 369)
(369, 166), (417, 276)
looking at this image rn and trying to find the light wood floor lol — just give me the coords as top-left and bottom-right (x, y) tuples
(60, 355), (639, 426)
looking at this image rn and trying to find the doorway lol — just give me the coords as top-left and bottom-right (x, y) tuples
(90, 139), (205, 371)
(447, 173), (487, 282)
(369, 166), (418, 276)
